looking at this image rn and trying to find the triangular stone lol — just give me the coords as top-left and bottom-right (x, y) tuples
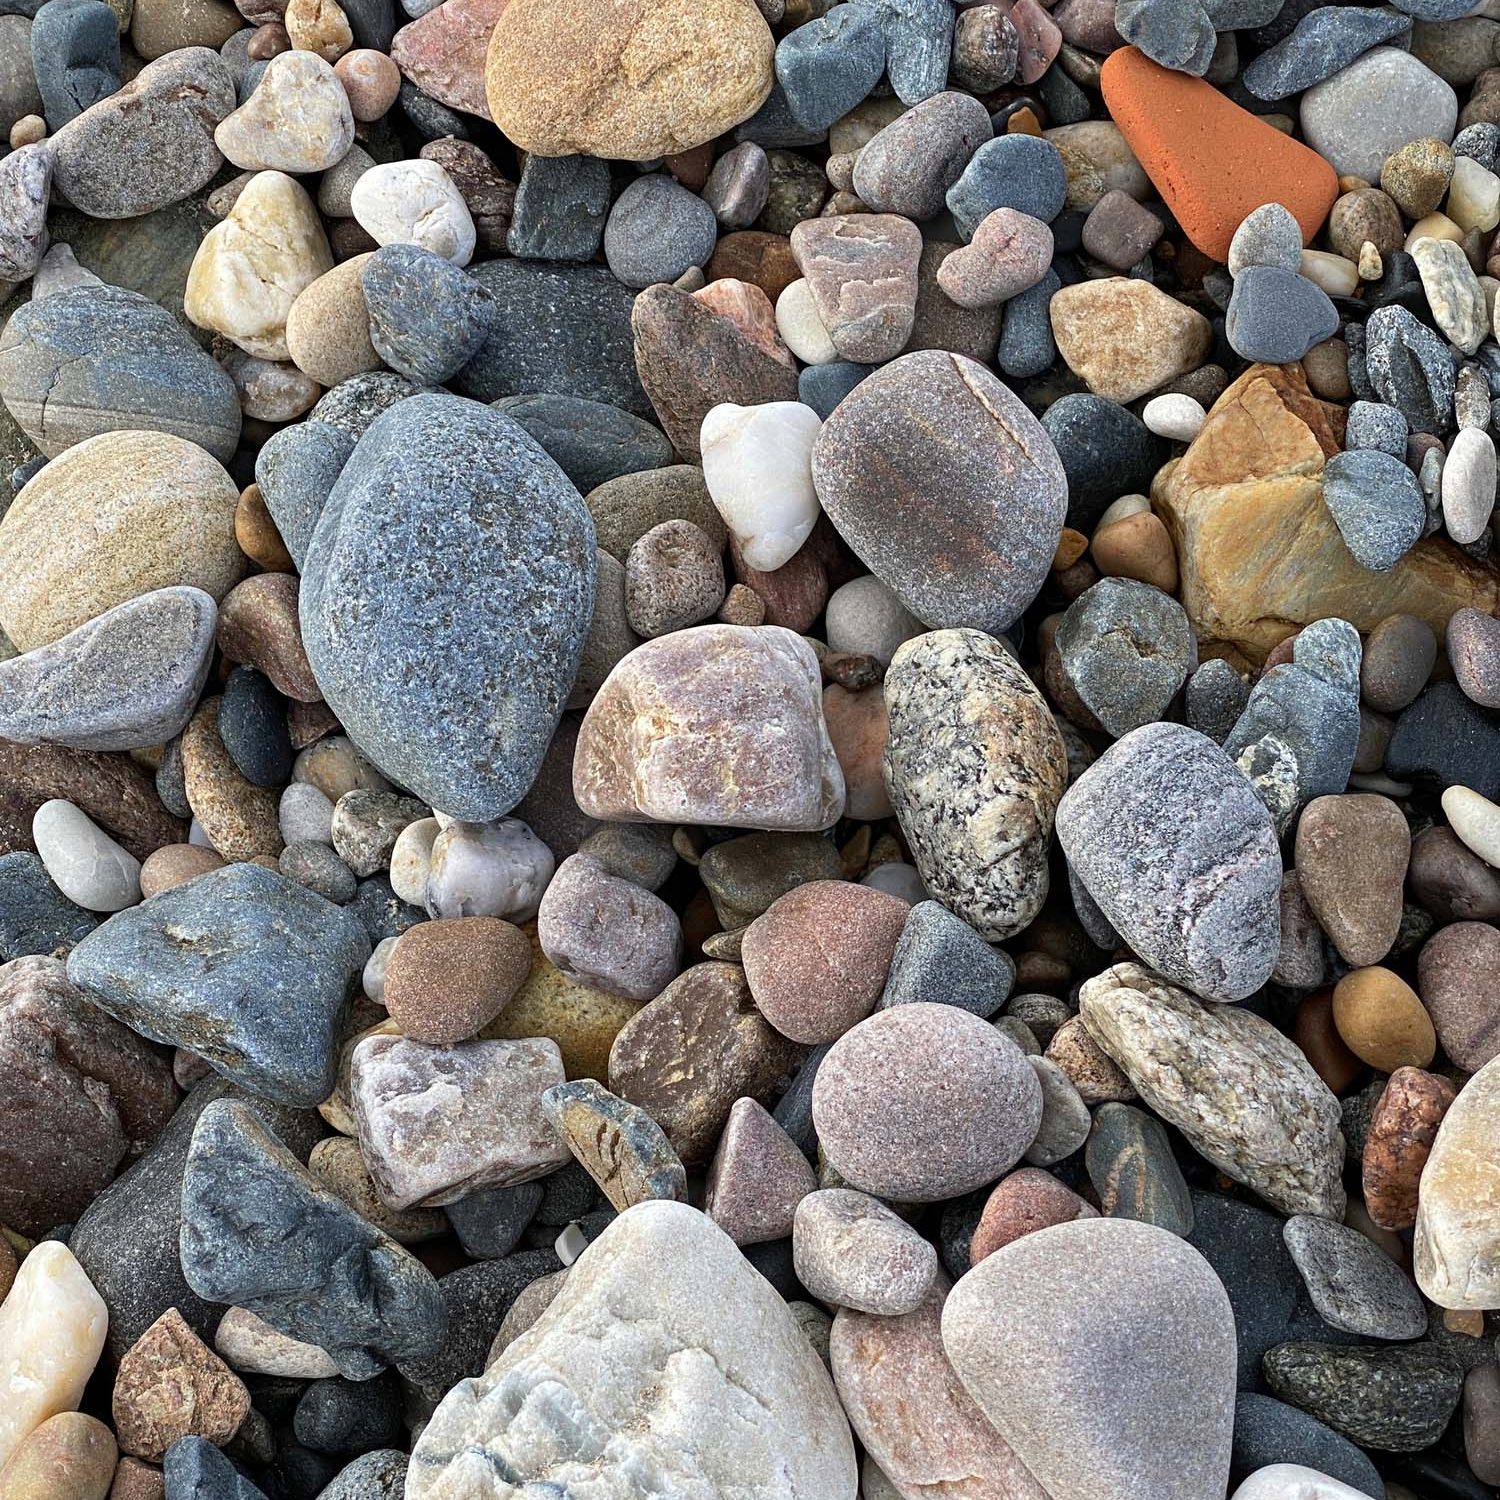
(704, 1096), (816, 1245)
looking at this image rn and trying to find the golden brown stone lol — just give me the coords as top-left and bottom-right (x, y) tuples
(233, 485), (295, 573)
(0, 1412), (116, 1500)
(1331, 967), (1437, 1073)
(138, 844), (225, 898)
(1049, 277), (1211, 403)
(180, 698), (283, 862)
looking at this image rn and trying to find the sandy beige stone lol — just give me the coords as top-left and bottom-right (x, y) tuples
(284, 253), (379, 387)
(1050, 277), (1211, 403)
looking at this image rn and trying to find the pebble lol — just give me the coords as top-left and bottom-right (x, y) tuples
(1320, 448), (1428, 575)
(969, 1168), (1096, 1264)
(1418, 919), (1500, 1071)
(1227, 266), (1340, 364)
(1411, 235), (1488, 354)
(1246, 7), (1412, 101)
(1387, 682), (1500, 800)
(1085, 1099), (1194, 1235)
(1362, 1066), (1458, 1233)
(1295, 793), (1410, 968)
(213, 1306), (338, 1379)
(1081, 962), (1346, 1219)
(793, 1188), (937, 1315)
(879, 898), (1015, 1018)
(883, 629), (1066, 941)
(1442, 427), (1497, 545)
(542, 1078), (686, 1211)
(1447, 607), (1500, 708)
(813, 350), (1066, 634)
(851, 90), (992, 221)
(937, 207), (1052, 308)
(0, 1411), (117, 1500)
(0, 852), (97, 959)
(941, 1217), (1236, 1500)
(31, 798), (141, 912)
(214, 49), (354, 172)
(382, 916), (529, 1044)
(604, 174), (718, 291)
(1232, 1395), (1385, 1498)
(701, 399), (820, 572)
(1364, 303), (1456, 431)
(773, 0), (884, 134)
(790, 213), (922, 361)
(1282, 1214), (1427, 1341)
(359, 243), (493, 384)
(409, 1202), (855, 1497)
(163, 1436), (267, 1499)
(1231, 1466), (1381, 1500)
(703, 1095), (813, 1245)
(506, 152), (609, 262)
(811, 1001), (1042, 1202)
(0, 142), (50, 284)
(425, 817), (554, 922)
(348, 157), (474, 265)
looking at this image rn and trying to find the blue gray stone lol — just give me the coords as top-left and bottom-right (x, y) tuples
(0, 282), (241, 461)
(997, 267), (1060, 378)
(946, 134), (1068, 237)
(164, 1436), (268, 1500)
(506, 152), (611, 262)
(1389, 0), (1471, 17)
(0, 586), (217, 751)
(1232, 1393), (1385, 1496)
(293, 1374), (403, 1456)
(315, 1451), (408, 1500)
(798, 360), (872, 420)
(361, 244), (496, 386)
(1343, 399), (1407, 457)
(878, 898), (1016, 1017)
(0, 850), (96, 958)
(1041, 392), (1165, 530)
(29, 0), (117, 127)
(877, 0), (952, 104)
(1321, 447), (1425, 571)
(1282, 1213), (1428, 1340)
(1116, 0), (1216, 76)
(1242, 5), (1413, 100)
(444, 1180), (544, 1260)
(348, 873), (426, 946)
(253, 420), (356, 571)
(219, 666), (292, 788)
(398, 77), (468, 139)
(310, 370), (418, 439)
(1386, 680), (1500, 798)
(1226, 266), (1339, 363)
(454, 260), (650, 418)
(774, 0), (886, 133)
(1185, 658), (1249, 744)
(491, 393), (672, 494)
(180, 1098), (444, 1379)
(603, 174), (719, 291)
(299, 393), (597, 821)
(1365, 303), (1457, 431)
(732, 81), (827, 149)
(66, 863), (370, 1106)
(1085, 1100), (1194, 1235)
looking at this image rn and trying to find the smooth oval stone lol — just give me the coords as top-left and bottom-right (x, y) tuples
(812, 350), (1066, 634)
(1080, 962), (1346, 1220)
(300, 393), (597, 821)
(0, 282), (241, 462)
(0, 586), (216, 751)
(1321, 448), (1426, 573)
(573, 624), (845, 832)
(883, 629), (1066, 941)
(0, 429), (242, 653)
(361, 242), (495, 386)
(1232, 1465), (1380, 1500)
(1232, 1394), (1385, 1498)
(812, 1001), (1043, 1202)
(66, 862), (369, 1106)
(1057, 722), (1282, 1003)
(941, 1218), (1236, 1500)
(492, 393), (672, 496)
(49, 48), (236, 219)
(410, 1202), (853, 1495)
(32, 798), (141, 912)
(793, 1188), (937, 1315)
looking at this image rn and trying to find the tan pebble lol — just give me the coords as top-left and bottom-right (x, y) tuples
(384, 916), (532, 1045)
(284, 0), (352, 58)
(1052, 527), (1088, 571)
(108, 1457), (166, 1500)
(284, 252), (379, 386)
(1044, 1015), (1134, 1105)
(212, 1307), (338, 1380)
(217, 572), (320, 703)
(1445, 1307), (1486, 1335)
(333, 47), (399, 119)
(0, 1412), (116, 1500)
(307, 1135), (449, 1241)
(1090, 511), (1178, 592)
(180, 698), (283, 861)
(8, 115), (45, 149)
(1049, 277), (1211, 404)
(234, 485), (296, 573)
(821, 684), (891, 821)
(1302, 337), (1351, 401)
(1007, 107), (1042, 136)
(718, 581), (766, 625)
(138, 844), (226, 898)
(1332, 966), (1437, 1072)
(1358, 241), (1383, 281)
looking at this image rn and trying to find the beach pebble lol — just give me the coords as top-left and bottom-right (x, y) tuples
(0, 1411), (117, 1500)
(31, 799), (141, 912)
(1418, 918), (1500, 1070)
(361, 242), (494, 385)
(937, 208), (1052, 309)
(542, 1078), (686, 1211)
(349, 158), (475, 264)
(703, 1096), (814, 1245)
(852, 91), (992, 221)
(1321, 450), (1426, 573)
(1442, 427), (1496, 545)
(604, 174), (718, 291)
(425, 817), (553, 922)
(789, 213), (923, 362)
(1363, 1067), (1458, 1231)
(1295, 794), (1409, 967)
(215, 49), (353, 172)
(1227, 266), (1340, 364)
(793, 1188), (938, 1315)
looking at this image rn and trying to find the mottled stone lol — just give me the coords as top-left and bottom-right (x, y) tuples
(214, 49), (353, 173)
(1085, 1099), (1193, 1236)
(0, 851), (96, 960)
(1363, 1067), (1458, 1231)
(788, 214), (921, 364)
(1080, 962), (1346, 1219)
(543, 1077), (686, 1212)
(1282, 1215), (1427, 1341)
(793, 1188), (937, 1315)
(180, 698), (281, 862)
(1295, 794), (1409, 968)
(703, 1095), (814, 1245)
(851, 91), (992, 221)
(1418, 920), (1500, 1071)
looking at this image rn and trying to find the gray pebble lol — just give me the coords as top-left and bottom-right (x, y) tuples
(853, 90), (993, 221)
(878, 898), (1016, 1017)
(1364, 301), (1457, 432)
(1227, 202), (1303, 277)
(1322, 447), (1426, 571)
(774, 0), (886, 133)
(1242, 6), (1413, 101)
(1116, 0), (1216, 76)
(624, 518), (725, 638)
(30, 0), (117, 128)
(703, 140), (771, 229)
(946, 134), (1067, 238)
(507, 151), (610, 262)
(1282, 1214), (1428, 1340)
(1085, 1099), (1194, 1235)
(1024, 1054), (1091, 1165)
(311, 371), (419, 440)
(0, 849), (97, 959)
(1344, 400), (1408, 457)
(0, 141), (51, 283)
(1185, 658), (1248, 744)
(878, 0), (952, 104)
(362, 243), (496, 387)
(492, 393), (673, 495)
(603, 174), (719, 291)
(280, 840), (357, 904)
(1226, 266), (1340, 363)
(253, 420), (357, 571)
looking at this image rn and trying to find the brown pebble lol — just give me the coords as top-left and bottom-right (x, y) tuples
(741, 879), (909, 1044)
(970, 1166), (1097, 1264)
(1301, 338), (1351, 401)
(1465, 1365), (1500, 1486)
(1052, 527), (1088, 571)
(1361, 614), (1437, 713)
(1407, 826), (1500, 925)
(384, 916), (531, 1045)
(1291, 988), (1365, 1094)
(307, 1134), (449, 1242)
(1294, 793), (1410, 967)
(1331, 966), (1437, 1072)
(1361, 1065), (1457, 1231)
(1089, 510), (1179, 592)
(717, 581), (766, 626)
(180, 698), (283, 862)
(216, 573), (320, 703)
(706, 230), (801, 302)
(1417, 920), (1500, 1071)
(1006, 106), (1042, 135)
(246, 21), (289, 58)
(109, 1460), (165, 1500)
(138, 843), (226, 898)
(333, 47), (400, 120)
(111, 1309), (249, 1463)
(821, 684), (891, 821)
(0, 1413), (117, 1500)
(233, 485), (295, 573)
(1044, 1014), (1136, 1103)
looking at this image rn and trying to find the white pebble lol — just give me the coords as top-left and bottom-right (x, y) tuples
(1231, 1464), (1372, 1500)
(775, 278), (838, 365)
(1448, 153), (1500, 234)
(1443, 784), (1500, 867)
(700, 400), (822, 572)
(31, 798), (141, 912)
(280, 781), (335, 845)
(555, 1222), (590, 1266)
(390, 815), (440, 906)
(425, 816), (554, 922)
(1141, 393), (1206, 443)
(1442, 426), (1497, 544)
(362, 934), (399, 1004)
(350, 159), (476, 266)
(1299, 249), (1358, 297)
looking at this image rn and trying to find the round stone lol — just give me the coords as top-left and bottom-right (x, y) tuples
(1361, 614), (1437, 713)
(792, 1188), (937, 1316)
(811, 1001), (1043, 1203)
(1447, 607), (1500, 709)
(604, 174), (718, 290)
(1331, 966), (1436, 1072)
(214, 49), (354, 172)
(32, 799), (141, 913)
(350, 159), (476, 266)
(623, 520), (725, 640)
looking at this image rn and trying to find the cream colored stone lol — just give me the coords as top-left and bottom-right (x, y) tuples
(1404, 210), (1464, 250)
(1142, 394), (1205, 443)
(1442, 785), (1500, 868)
(213, 1307), (340, 1379)
(390, 815), (440, 906)
(214, 50), (354, 173)
(1411, 236), (1488, 354)
(1448, 154), (1500, 233)
(1415, 1052), (1500, 1309)
(701, 401), (822, 572)
(349, 159), (475, 265)
(284, 0), (353, 59)
(1049, 278), (1212, 404)
(775, 278), (838, 365)
(0, 1242), (108, 1470)
(1299, 249), (1359, 297)
(185, 171), (333, 360)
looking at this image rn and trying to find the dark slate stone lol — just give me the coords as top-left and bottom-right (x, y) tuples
(731, 81), (828, 149)
(1388, 0), (1472, 16)
(0, 283), (241, 462)
(946, 135), (1068, 238)
(1364, 303), (1457, 431)
(253, 420), (356, 572)
(219, 666), (292, 789)
(1226, 266), (1340, 363)
(292, 1373), (403, 1457)
(533, 1158), (605, 1225)
(1454, 122), (1500, 173)
(69, 1076), (323, 1361)
(506, 151), (611, 262)
(455, 260), (650, 418)
(1085, 1101), (1194, 1235)
(1232, 1393), (1385, 1497)
(0, 848), (96, 958)
(1036, 63), (1089, 125)
(164, 1436), (268, 1500)
(878, 899), (1015, 1017)
(181, 1099), (445, 1379)
(66, 863), (370, 1106)
(444, 1179), (544, 1259)
(29, 0), (117, 128)
(798, 360), (872, 420)
(771, 1041), (831, 1161)
(1185, 658), (1250, 744)
(258, 1443), (338, 1500)
(743, 1234), (801, 1296)
(313, 1451), (408, 1500)
(397, 78), (467, 139)
(298, 393), (597, 821)
(1242, 4), (1412, 100)
(996, 268), (1060, 379)
(361, 243), (496, 386)
(1116, 0), (1216, 75)
(938, 1186), (988, 1280)
(1387, 681), (1500, 798)
(340, 0), (395, 50)
(774, 0), (886, 134)
(491, 393), (672, 494)
(346, 875), (426, 946)
(1320, 447), (1425, 572)
(1041, 393), (1165, 530)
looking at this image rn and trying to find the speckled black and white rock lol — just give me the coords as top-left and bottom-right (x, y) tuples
(1080, 963), (1346, 1219)
(1057, 723), (1282, 1003)
(65, 863), (369, 1107)
(882, 629), (1068, 941)
(1321, 449), (1426, 573)
(299, 393), (597, 821)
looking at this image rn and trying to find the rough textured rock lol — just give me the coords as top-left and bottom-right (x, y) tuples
(543, 1077), (687, 1211)
(1280, 1215), (1427, 1341)
(1057, 723), (1282, 1003)
(1080, 962), (1346, 1219)
(882, 629), (1067, 942)
(1362, 1066), (1457, 1231)
(1153, 364), (1498, 669)
(407, 1202), (857, 1498)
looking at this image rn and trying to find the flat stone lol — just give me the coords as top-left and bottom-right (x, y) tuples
(180, 1099), (441, 1381)
(1282, 1215), (1427, 1341)
(1295, 794), (1409, 967)
(1320, 448), (1426, 573)
(408, 1202), (855, 1497)
(941, 1217), (1236, 1500)
(1080, 962), (1346, 1219)
(793, 1188), (938, 1315)
(789, 213), (921, 363)
(66, 863), (369, 1106)
(543, 1077), (687, 1211)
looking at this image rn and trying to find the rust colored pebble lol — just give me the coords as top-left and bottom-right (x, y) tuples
(138, 843), (226, 898)
(233, 484), (295, 573)
(108, 1459), (165, 1500)
(384, 917), (534, 1045)
(334, 47), (401, 121)
(1090, 511), (1178, 593)
(706, 231), (801, 302)
(1362, 1065), (1458, 1231)
(1330, 966), (1437, 1073)
(1100, 46), (1339, 262)
(246, 22), (289, 58)
(970, 1167), (1098, 1265)
(216, 572), (321, 703)
(1291, 988), (1366, 1095)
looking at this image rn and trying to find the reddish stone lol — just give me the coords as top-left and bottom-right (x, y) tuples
(391, 0), (508, 118)
(970, 1167), (1097, 1264)
(1362, 1066), (1458, 1231)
